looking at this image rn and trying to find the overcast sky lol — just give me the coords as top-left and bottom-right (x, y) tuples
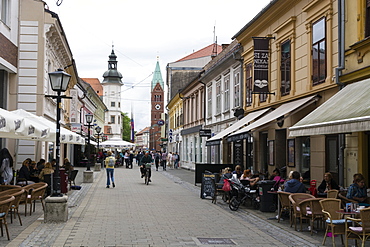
(43, 0), (272, 132)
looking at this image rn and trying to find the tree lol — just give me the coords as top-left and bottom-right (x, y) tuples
(121, 112), (131, 142)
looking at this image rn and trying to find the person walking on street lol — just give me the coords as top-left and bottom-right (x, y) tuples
(105, 151), (116, 188)
(161, 151), (167, 171)
(167, 152), (173, 169)
(136, 151), (143, 166)
(154, 151), (161, 171)
(174, 152), (179, 169)
(140, 151), (153, 182)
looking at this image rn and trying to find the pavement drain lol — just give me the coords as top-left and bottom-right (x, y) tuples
(196, 238), (236, 245)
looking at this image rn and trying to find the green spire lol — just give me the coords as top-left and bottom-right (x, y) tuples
(151, 59), (164, 91)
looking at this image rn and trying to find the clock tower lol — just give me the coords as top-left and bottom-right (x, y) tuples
(150, 59), (164, 151)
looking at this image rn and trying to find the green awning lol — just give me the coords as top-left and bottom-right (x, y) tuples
(289, 78), (370, 137)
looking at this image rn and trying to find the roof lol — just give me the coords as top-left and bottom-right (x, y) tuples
(176, 44), (223, 62)
(151, 61), (164, 90)
(136, 127), (150, 135)
(82, 78), (103, 96)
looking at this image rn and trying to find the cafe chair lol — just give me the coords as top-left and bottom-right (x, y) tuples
(320, 198), (346, 246)
(0, 185), (21, 192)
(277, 191), (292, 223)
(327, 190), (339, 199)
(19, 182), (47, 216)
(0, 195), (15, 240)
(345, 207), (370, 247)
(299, 198), (324, 235)
(289, 193), (315, 231)
(0, 188), (25, 225)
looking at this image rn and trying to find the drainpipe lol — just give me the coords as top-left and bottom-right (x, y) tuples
(336, 0), (345, 185)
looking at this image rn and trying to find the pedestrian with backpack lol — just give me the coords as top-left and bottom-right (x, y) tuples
(105, 151), (116, 188)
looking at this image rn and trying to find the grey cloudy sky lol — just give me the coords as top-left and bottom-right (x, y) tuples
(43, 0), (272, 131)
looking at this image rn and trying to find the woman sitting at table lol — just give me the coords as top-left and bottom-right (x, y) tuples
(240, 169), (259, 187)
(39, 162), (54, 181)
(318, 172), (340, 194)
(232, 165), (243, 179)
(346, 174), (370, 206)
(18, 159), (35, 185)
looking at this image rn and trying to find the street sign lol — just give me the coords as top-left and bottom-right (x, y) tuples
(199, 129), (212, 137)
(157, 120), (164, 126)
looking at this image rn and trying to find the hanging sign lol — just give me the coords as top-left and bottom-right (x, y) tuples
(253, 38), (269, 93)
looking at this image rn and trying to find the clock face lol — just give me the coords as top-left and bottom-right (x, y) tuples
(155, 104), (161, 110)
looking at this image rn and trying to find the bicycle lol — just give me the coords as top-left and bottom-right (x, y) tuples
(143, 163), (152, 185)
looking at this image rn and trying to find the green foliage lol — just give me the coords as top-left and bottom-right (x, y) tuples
(121, 112), (131, 142)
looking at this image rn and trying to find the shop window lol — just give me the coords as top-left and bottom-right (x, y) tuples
(312, 17), (327, 85)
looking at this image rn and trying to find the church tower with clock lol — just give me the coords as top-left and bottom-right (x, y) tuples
(150, 59), (164, 151)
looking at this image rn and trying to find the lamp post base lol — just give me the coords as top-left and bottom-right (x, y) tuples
(83, 170), (94, 183)
(94, 163), (101, 171)
(44, 195), (68, 222)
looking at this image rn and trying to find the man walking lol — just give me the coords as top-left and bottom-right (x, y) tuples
(105, 151), (116, 188)
(161, 151), (167, 171)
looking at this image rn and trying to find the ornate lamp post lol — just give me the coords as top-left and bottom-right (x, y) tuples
(95, 126), (102, 151)
(85, 113), (93, 171)
(48, 69), (71, 197)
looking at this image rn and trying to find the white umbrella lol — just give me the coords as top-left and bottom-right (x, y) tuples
(0, 108), (49, 140)
(100, 137), (135, 148)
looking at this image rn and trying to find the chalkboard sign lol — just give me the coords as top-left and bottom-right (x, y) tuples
(200, 173), (216, 199)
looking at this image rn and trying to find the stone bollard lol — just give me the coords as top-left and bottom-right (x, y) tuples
(94, 163), (101, 172)
(44, 195), (68, 222)
(83, 170), (94, 183)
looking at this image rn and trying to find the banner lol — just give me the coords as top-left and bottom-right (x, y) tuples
(253, 38), (269, 93)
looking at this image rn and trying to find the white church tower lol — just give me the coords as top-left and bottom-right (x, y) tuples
(102, 47), (123, 140)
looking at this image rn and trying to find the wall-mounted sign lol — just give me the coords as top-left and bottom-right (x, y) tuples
(157, 120), (164, 126)
(253, 38), (270, 93)
(199, 129), (212, 137)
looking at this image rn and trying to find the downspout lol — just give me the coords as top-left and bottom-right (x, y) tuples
(199, 79), (207, 163)
(336, 0), (345, 185)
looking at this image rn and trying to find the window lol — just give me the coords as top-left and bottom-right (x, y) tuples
(234, 72), (240, 108)
(245, 64), (252, 106)
(0, 0), (9, 25)
(118, 102), (120, 107)
(366, 0), (370, 37)
(216, 80), (221, 114)
(118, 115), (120, 124)
(111, 102), (115, 107)
(154, 95), (161, 102)
(312, 17), (326, 85)
(207, 86), (212, 118)
(110, 115), (115, 124)
(223, 75), (230, 111)
(281, 40), (291, 95)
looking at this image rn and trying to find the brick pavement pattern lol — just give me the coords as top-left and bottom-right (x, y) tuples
(3, 166), (327, 247)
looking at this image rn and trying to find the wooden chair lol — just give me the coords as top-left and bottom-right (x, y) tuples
(19, 182), (47, 216)
(277, 191), (291, 223)
(289, 193), (315, 231)
(0, 195), (15, 240)
(299, 198), (324, 235)
(0, 185), (21, 192)
(0, 188), (25, 225)
(320, 198), (346, 246)
(68, 170), (78, 189)
(345, 207), (370, 247)
(327, 190), (339, 198)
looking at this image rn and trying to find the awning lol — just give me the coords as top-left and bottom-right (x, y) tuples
(289, 79), (370, 136)
(229, 95), (318, 140)
(100, 137), (135, 148)
(206, 108), (270, 144)
(12, 109), (84, 145)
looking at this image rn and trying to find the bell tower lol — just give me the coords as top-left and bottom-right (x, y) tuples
(150, 58), (164, 151)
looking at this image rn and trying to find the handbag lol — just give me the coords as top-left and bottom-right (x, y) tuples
(222, 179), (231, 192)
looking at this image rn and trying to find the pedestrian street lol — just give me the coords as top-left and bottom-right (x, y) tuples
(6, 165), (323, 247)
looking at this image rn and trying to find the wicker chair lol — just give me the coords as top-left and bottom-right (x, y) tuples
(0, 188), (25, 225)
(0, 195), (15, 240)
(345, 207), (370, 247)
(289, 193), (315, 231)
(277, 191), (291, 223)
(320, 198), (346, 246)
(299, 198), (324, 235)
(0, 185), (21, 192)
(19, 182), (47, 216)
(327, 190), (339, 198)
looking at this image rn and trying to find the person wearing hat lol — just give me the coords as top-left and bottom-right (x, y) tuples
(140, 151), (153, 182)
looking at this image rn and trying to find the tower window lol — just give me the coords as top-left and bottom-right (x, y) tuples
(110, 116), (115, 124)
(111, 102), (115, 107)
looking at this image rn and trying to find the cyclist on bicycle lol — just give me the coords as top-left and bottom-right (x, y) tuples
(140, 151), (153, 181)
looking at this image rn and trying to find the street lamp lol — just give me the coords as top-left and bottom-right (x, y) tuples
(95, 126), (102, 151)
(85, 113), (93, 171)
(48, 69), (71, 197)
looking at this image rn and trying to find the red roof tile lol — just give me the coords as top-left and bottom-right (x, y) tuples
(82, 78), (103, 96)
(176, 44), (223, 62)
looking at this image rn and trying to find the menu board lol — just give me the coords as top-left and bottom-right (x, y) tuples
(200, 173), (216, 199)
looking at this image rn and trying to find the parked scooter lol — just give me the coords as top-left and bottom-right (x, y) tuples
(228, 176), (259, 211)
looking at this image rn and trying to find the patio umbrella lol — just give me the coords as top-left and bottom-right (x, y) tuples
(100, 137), (135, 148)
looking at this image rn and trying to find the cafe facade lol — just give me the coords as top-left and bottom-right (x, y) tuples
(230, 0), (341, 183)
